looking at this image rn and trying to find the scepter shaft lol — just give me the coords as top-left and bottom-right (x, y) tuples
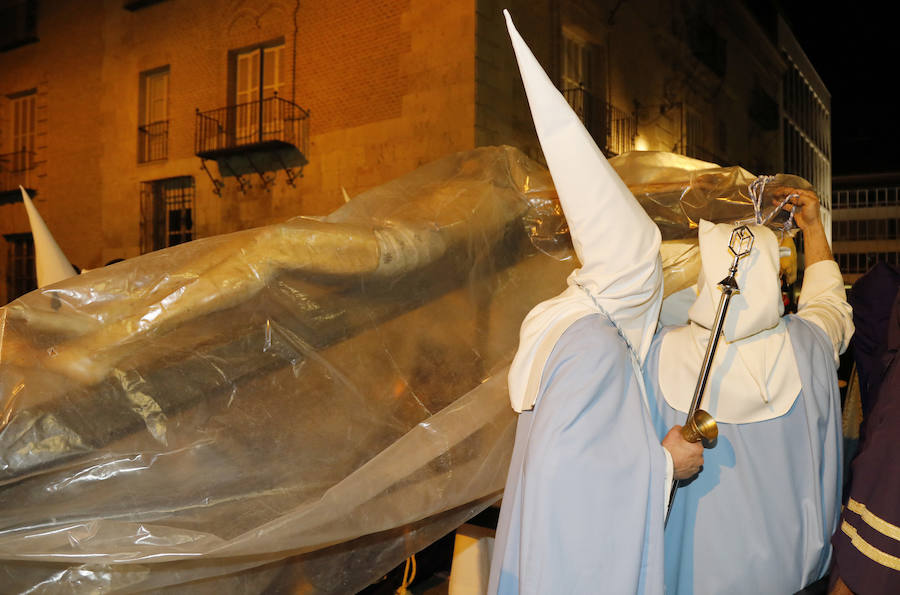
(665, 283), (733, 522)
(685, 280), (736, 420)
(665, 225), (753, 525)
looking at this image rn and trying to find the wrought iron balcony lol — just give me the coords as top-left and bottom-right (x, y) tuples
(138, 120), (169, 163)
(194, 95), (310, 160)
(605, 102), (638, 157)
(561, 87), (636, 156)
(0, 149), (36, 204)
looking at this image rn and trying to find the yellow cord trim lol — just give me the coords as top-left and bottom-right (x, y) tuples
(848, 498), (900, 541)
(395, 554), (417, 595)
(841, 521), (900, 571)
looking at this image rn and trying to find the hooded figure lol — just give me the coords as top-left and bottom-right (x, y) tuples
(642, 210), (853, 593)
(830, 265), (900, 595)
(20, 187), (77, 287)
(488, 12), (702, 594)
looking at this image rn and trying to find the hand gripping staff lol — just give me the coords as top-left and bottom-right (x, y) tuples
(665, 225), (754, 525)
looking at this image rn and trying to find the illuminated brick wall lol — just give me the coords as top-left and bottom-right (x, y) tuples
(0, 0), (477, 302)
(0, 0), (826, 304)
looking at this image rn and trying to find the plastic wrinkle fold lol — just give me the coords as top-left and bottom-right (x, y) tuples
(0, 146), (808, 593)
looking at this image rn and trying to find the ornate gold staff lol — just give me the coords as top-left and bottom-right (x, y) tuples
(666, 225), (754, 524)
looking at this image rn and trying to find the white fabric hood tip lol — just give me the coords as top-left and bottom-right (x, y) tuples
(503, 10), (662, 412)
(20, 186), (77, 288)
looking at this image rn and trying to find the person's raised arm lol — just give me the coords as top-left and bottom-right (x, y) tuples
(774, 188), (853, 360)
(778, 188), (832, 265)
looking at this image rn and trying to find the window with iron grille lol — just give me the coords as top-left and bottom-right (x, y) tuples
(12, 90), (36, 156)
(559, 31), (628, 155)
(1, 89), (37, 194)
(683, 108), (704, 159)
(138, 66), (169, 163)
(140, 176), (194, 253)
(561, 31), (590, 124)
(606, 103), (636, 157)
(4, 232), (35, 302)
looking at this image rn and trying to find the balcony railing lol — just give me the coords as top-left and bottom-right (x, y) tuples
(561, 87), (636, 156)
(194, 95), (310, 159)
(138, 120), (169, 163)
(834, 186), (900, 209)
(0, 149), (36, 197)
(606, 103), (637, 157)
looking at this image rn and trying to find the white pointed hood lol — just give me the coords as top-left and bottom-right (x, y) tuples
(21, 186), (77, 287)
(504, 11), (662, 412)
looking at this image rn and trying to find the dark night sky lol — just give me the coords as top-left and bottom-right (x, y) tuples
(779, 2), (900, 176)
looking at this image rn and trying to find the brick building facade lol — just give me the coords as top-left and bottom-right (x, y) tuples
(0, 0), (828, 304)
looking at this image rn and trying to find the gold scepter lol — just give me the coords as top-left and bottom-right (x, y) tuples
(666, 225), (754, 524)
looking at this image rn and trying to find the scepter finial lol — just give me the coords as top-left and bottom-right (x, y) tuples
(729, 225), (754, 259)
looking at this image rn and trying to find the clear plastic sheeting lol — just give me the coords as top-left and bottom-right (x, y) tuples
(0, 147), (810, 593)
(612, 151), (811, 239)
(0, 146), (573, 593)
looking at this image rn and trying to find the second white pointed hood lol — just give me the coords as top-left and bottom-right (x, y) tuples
(504, 11), (662, 411)
(21, 187), (77, 287)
